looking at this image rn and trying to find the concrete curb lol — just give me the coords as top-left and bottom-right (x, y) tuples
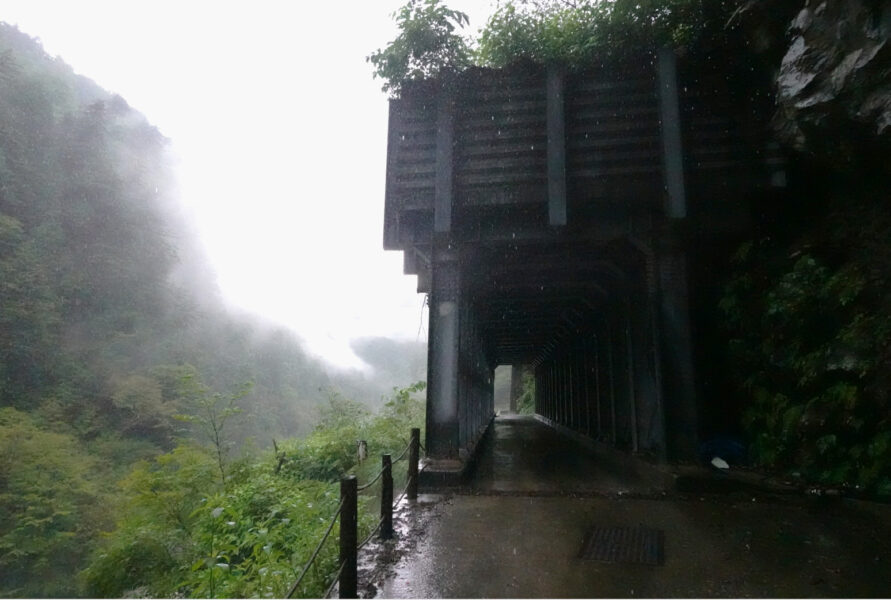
(419, 416), (496, 488)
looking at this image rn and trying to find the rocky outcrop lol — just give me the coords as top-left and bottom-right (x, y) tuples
(774, 0), (891, 155)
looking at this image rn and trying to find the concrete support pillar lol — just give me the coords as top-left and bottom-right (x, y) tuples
(540, 364), (548, 419)
(448, 294), (494, 463)
(580, 344), (597, 437)
(657, 47), (687, 219)
(425, 246), (461, 460)
(534, 366), (542, 417)
(608, 311), (633, 450)
(595, 320), (616, 444)
(567, 355), (575, 431)
(533, 366), (540, 415)
(458, 300), (469, 450)
(624, 305), (639, 453)
(571, 352), (582, 433)
(657, 45), (697, 460)
(541, 360), (556, 423)
(592, 334), (603, 438)
(434, 88), (455, 233)
(566, 356), (572, 431)
(658, 243), (699, 460)
(547, 66), (567, 226)
(561, 356), (570, 428)
(629, 269), (667, 458)
(575, 349), (586, 434)
(544, 363), (553, 421)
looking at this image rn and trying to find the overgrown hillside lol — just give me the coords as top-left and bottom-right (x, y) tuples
(719, 0), (891, 494)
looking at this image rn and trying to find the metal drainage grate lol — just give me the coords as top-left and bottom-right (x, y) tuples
(579, 525), (664, 566)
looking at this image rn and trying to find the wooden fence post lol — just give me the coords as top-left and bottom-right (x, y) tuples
(380, 454), (394, 540)
(408, 428), (420, 500)
(339, 476), (357, 599)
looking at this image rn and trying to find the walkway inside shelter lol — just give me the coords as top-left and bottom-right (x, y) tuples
(465, 414), (668, 496)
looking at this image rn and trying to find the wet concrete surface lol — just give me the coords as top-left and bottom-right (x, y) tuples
(464, 414), (667, 496)
(369, 416), (891, 598)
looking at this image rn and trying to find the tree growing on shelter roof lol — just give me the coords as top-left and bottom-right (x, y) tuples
(368, 0), (741, 94)
(367, 0), (471, 96)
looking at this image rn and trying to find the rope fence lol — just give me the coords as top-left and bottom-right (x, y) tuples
(394, 464), (425, 508)
(391, 439), (412, 464)
(285, 427), (422, 599)
(322, 561), (346, 599)
(355, 467), (385, 492)
(356, 517), (383, 553)
(285, 497), (345, 598)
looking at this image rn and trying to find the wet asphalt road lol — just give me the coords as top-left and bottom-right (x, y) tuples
(370, 416), (891, 598)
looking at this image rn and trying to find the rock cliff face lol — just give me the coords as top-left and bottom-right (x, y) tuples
(773, 0), (891, 156)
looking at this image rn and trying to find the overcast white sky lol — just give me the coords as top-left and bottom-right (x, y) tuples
(1, 0), (496, 370)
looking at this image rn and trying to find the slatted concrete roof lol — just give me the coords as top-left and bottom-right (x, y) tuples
(383, 50), (781, 368)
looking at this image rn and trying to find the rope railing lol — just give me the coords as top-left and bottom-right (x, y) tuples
(286, 497), (346, 599)
(394, 465), (425, 508)
(286, 427), (423, 599)
(357, 465), (423, 554)
(391, 440), (412, 463)
(356, 516), (384, 552)
(322, 561), (346, 599)
(355, 467), (385, 492)
(356, 437), (411, 491)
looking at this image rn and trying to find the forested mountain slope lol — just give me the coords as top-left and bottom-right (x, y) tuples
(0, 21), (425, 443)
(0, 23), (424, 596)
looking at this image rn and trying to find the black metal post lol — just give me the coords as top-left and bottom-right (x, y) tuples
(407, 428), (420, 500)
(338, 476), (357, 599)
(380, 454), (393, 540)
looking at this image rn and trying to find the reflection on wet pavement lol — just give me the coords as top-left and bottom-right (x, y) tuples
(467, 415), (664, 496)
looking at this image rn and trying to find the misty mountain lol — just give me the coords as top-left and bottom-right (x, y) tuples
(351, 336), (426, 385)
(0, 22), (423, 449)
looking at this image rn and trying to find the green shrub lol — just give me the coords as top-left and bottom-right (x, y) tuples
(721, 193), (891, 494)
(516, 371), (535, 415)
(0, 408), (109, 597)
(81, 444), (218, 597)
(367, 0), (471, 95)
(369, 0), (739, 94)
(83, 383), (426, 597)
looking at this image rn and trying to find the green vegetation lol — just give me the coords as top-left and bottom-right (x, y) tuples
(83, 384), (424, 599)
(516, 369), (535, 415)
(0, 408), (109, 596)
(475, 0), (733, 69)
(721, 186), (891, 494)
(368, 0), (737, 95)
(367, 0), (471, 95)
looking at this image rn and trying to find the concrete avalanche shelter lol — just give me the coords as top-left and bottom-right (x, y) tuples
(382, 48), (784, 481)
